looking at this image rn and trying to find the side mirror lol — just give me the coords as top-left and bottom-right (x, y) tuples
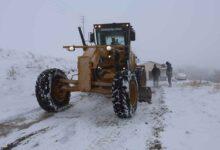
(89, 32), (95, 43)
(130, 30), (136, 41)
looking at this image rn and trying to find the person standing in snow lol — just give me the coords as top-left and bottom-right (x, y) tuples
(166, 61), (173, 87)
(151, 64), (161, 87)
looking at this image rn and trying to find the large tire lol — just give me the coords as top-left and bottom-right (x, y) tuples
(35, 68), (70, 112)
(112, 71), (138, 118)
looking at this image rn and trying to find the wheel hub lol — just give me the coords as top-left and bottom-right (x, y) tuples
(51, 77), (68, 102)
(129, 80), (138, 107)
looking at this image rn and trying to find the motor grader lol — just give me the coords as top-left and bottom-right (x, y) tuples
(35, 23), (152, 118)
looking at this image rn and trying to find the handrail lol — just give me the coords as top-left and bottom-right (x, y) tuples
(63, 45), (125, 51)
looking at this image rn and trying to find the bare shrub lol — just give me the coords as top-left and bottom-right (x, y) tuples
(7, 67), (17, 80)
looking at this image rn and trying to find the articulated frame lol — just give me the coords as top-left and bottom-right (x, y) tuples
(60, 45), (127, 95)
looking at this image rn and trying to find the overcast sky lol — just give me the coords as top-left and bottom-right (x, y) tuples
(0, 0), (219, 69)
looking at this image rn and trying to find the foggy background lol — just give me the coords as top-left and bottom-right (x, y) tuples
(0, 0), (220, 81)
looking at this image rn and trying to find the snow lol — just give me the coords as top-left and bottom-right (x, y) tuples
(0, 49), (74, 121)
(0, 49), (220, 150)
(161, 81), (220, 150)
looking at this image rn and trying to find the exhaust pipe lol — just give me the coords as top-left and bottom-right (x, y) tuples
(78, 27), (86, 46)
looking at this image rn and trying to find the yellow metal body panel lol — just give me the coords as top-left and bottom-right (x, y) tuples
(83, 48), (100, 69)
(129, 51), (137, 72)
(78, 56), (91, 92)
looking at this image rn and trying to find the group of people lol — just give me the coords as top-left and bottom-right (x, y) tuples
(151, 61), (173, 87)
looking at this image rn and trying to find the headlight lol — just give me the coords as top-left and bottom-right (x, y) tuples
(106, 46), (112, 51)
(69, 46), (74, 51)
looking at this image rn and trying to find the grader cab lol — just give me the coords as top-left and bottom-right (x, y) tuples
(35, 23), (152, 118)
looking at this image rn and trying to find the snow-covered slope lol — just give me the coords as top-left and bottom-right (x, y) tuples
(0, 48), (74, 121)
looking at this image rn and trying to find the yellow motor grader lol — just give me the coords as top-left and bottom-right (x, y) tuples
(35, 23), (152, 118)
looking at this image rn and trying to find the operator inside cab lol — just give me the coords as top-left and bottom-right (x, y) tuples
(111, 37), (120, 45)
(93, 23), (135, 47)
(95, 27), (125, 45)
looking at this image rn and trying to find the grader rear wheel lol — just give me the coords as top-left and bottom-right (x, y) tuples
(35, 68), (70, 112)
(112, 72), (138, 118)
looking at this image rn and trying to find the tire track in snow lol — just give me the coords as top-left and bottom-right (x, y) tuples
(0, 112), (52, 138)
(1, 127), (50, 150)
(146, 87), (169, 150)
(0, 94), (83, 138)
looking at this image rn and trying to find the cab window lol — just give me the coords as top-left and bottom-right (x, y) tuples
(96, 28), (125, 45)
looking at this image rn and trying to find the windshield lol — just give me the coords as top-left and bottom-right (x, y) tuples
(96, 28), (125, 45)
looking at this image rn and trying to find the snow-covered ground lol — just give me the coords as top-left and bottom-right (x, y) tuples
(0, 48), (74, 121)
(161, 81), (220, 150)
(0, 49), (220, 150)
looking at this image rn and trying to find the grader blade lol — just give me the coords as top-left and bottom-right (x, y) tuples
(139, 87), (152, 103)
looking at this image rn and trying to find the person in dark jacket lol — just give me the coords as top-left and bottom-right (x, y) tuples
(166, 61), (173, 87)
(151, 64), (161, 87)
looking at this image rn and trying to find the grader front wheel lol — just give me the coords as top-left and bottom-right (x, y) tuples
(112, 72), (138, 118)
(35, 68), (70, 112)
